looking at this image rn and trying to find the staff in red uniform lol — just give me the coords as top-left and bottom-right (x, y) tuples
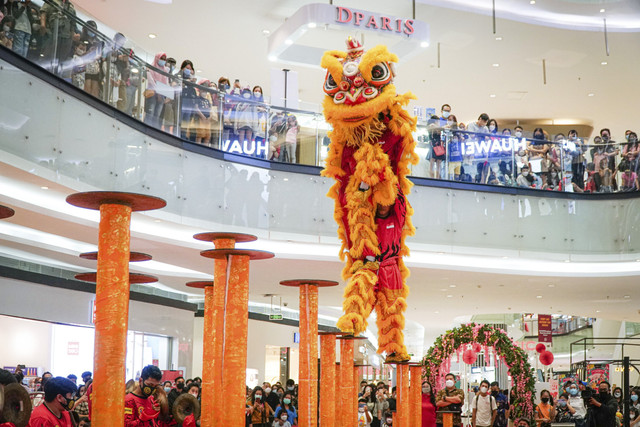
(27, 377), (77, 427)
(125, 365), (164, 427)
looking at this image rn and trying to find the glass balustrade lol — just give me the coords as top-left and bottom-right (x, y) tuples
(1, 0), (639, 196)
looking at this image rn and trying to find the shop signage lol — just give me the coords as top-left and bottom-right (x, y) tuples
(538, 314), (553, 343)
(269, 314), (283, 320)
(514, 340), (542, 351)
(221, 139), (268, 158)
(3, 366), (39, 376)
(460, 137), (528, 156)
(335, 6), (414, 36)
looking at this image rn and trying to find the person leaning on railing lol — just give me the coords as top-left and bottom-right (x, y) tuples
(39, 0), (80, 73)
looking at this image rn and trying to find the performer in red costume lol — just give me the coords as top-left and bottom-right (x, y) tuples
(124, 365), (164, 427)
(27, 377), (77, 427)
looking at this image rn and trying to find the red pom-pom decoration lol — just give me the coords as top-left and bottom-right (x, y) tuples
(463, 349), (477, 365)
(539, 351), (554, 366)
(535, 343), (547, 353)
(472, 343), (482, 353)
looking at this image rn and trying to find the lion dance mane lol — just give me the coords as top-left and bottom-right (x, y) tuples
(321, 38), (419, 362)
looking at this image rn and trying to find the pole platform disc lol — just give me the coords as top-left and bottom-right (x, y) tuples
(66, 191), (166, 211)
(199, 248), (274, 260)
(0, 205), (15, 219)
(337, 335), (368, 341)
(279, 279), (339, 288)
(75, 272), (159, 284)
(318, 331), (348, 336)
(79, 251), (153, 262)
(186, 281), (214, 289)
(193, 232), (257, 243)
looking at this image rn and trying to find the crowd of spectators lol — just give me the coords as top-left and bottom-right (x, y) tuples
(422, 104), (639, 193)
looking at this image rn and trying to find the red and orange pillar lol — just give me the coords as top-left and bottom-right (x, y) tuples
(197, 236), (273, 427)
(280, 280), (337, 427)
(409, 364), (423, 427)
(67, 191), (165, 427)
(319, 332), (342, 427)
(396, 363), (410, 427)
(339, 337), (355, 426)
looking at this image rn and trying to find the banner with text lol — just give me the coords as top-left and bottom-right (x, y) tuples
(538, 314), (553, 343)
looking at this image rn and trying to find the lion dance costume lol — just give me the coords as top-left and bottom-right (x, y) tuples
(321, 38), (419, 362)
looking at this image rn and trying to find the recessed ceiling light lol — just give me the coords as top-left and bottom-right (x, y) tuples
(624, 295), (631, 299)
(420, 41), (429, 48)
(196, 69), (202, 73)
(596, 310), (601, 313)
(536, 295), (543, 299)
(308, 22), (317, 28)
(548, 284), (555, 288)
(600, 8), (605, 13)
(262, 29), (271, 36)
(283, 178), (289, 182)
(268, 55), (277, 62)
(492, 63), (500, 67)
(40, 186), (49, 190)
(285, 39), (293, 45)
(495, 36), (503, 41)
(449, 284), (456, 288)
(601, 61), (608, 65)
(530, 0), (535, 4)
(148, 33), (157, 39)
(440, 288), (447, 292)
(588, 93), (595, 97)
(446, 295), (453, 298)
(489, 94), (496, 98)
(434, 311), (439, 314)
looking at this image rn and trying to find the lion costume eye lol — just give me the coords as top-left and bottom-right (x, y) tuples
(368, 62), (392, 86)
(323, 71), (339, 95)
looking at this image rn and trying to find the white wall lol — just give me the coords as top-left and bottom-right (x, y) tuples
(0, 315), (53, 372)
(191, 317), (300, 383)
(0, 276), (196, 377)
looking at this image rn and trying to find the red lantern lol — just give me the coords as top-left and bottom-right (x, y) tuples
(472, 343), (482, 353)
(539, 351), (554, 366)
(463, 349), (477, 365)
(535, 343), (546, 353)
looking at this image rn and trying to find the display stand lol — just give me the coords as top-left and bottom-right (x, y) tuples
(199, 243), (274, 427)
(280, 280), (338, 427)
(409, 364), (423, 427)
(193, 232), (257, 427)
(318, 332), (343, 427)
(67, 191), (166, 427)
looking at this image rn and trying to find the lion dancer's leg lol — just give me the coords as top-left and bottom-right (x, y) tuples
(375, 257), (410, 362)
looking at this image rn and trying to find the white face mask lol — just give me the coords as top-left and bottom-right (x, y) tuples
(358, 407), (365, 413)
(422, 387), (431, 394)
(243, 93), (251, 99)
(386, 418), (393, 424)
(480, 386), (488, 393)
(446, 380), (454, 388)
(515, 131), (523, 138)
(281, 415), (287, 421)
(254, 91), (262, 97)
(442, 111), (451, 118)
(489, 125), (496, 131)
(523, 171), (529, 176)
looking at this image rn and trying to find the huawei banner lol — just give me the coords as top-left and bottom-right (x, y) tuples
(538, 314), (553, 344)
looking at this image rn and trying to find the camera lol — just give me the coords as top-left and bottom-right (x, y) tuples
(582, 388), (595, 404)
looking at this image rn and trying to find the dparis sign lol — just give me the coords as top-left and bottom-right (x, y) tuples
(335, 7), (414, 36)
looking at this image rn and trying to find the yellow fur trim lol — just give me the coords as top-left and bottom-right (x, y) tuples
(320, 50), (347, 84)
(337, 268), (378, 335)
(358, 45), (398, 82)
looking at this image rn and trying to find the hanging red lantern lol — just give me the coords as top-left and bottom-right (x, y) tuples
(463, 349), (477, 365)
(539, 351), (554, 366)
(472, 343), (482, 353)
(535, 343), (547, 353)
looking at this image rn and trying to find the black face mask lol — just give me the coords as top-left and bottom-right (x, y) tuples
(599, 391), (609, 399)
(491, 391), (499, 396)
(176, 383), (185, 390)
(541, 397), (549, 404)
(140, 380), (154, 397)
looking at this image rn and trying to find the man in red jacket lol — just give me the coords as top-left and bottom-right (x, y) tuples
(27, 377), (77, 427)
(125, 365), (164, 427)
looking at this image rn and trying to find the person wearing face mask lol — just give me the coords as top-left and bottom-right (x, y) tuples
(422, 381), (436, 427)
(487, 119), (499, 135)
(124, 365), (163, 427)
(274, 392), (297, 426)
(543, 167), (561, 191)
(28, 377), (77, 427)
(249, 386), (273, 427)
(143, 52), (169, 129)
(7, 0), (34, 58)
(586, 381), (617, 427)
(371, 387), (389, 427)
(554, 393), (572, 423)
(272, 410), (291, 427)
(436, 373), (464, 427)
(39, 0), (81, 73)
(72, 384), (90, 420)
(516, 165), (542, 189)
(233, 86), (257, 146)
(622, 131), (640, 176)
(527, 127), (549, 182)
(612, 387), (623, 412)
(599, 128), (620, 174)
(568, 130), (587, 189)
(357, 397), (373, 426)
(489, 382), (508, 427)
(177, 59), (198, 141)
(263, 382), (280, 424)
(381, 410), (394, 427)
(630, 389), (640, 413)
(471, 380), (497, 427)
(167, 376), (185, 415)
(534, 390), (555, 427)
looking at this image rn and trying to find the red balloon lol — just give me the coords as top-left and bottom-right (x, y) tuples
(463, 349), (477, 365)
(539, 351), (554, 366)
(535, 343), (547, 353)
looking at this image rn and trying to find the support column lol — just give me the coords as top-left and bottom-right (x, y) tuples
(200, 247), (273, 427)
(280, 280), (337, 427)
(339, 338), (355, 426)
(396, 363), (410, 427)
(319, 333), (340, 427)
(409, 365), (423, 427)
(67, 191), (166, 427)
(194, 233), (256, 427)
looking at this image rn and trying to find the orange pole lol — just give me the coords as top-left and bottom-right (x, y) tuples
(409, 366), (422, 427)
(340, 339), (354, 427)
(298, 285), (319, 427)
(203, 237), (234, 427)
(397, 364), (410, 427)
(320, 335), (336, 427)
(334, 363), (341, 424)
(222, 254), (251, 427)
(93, 203), (131, 427)
(443, 413), (453, 427)
(353, 366), (359, 420)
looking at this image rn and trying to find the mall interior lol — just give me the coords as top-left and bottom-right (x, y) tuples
(1, 0), (640, 426)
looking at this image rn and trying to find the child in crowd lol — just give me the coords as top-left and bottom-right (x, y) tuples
(272, 410), (291, 427)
